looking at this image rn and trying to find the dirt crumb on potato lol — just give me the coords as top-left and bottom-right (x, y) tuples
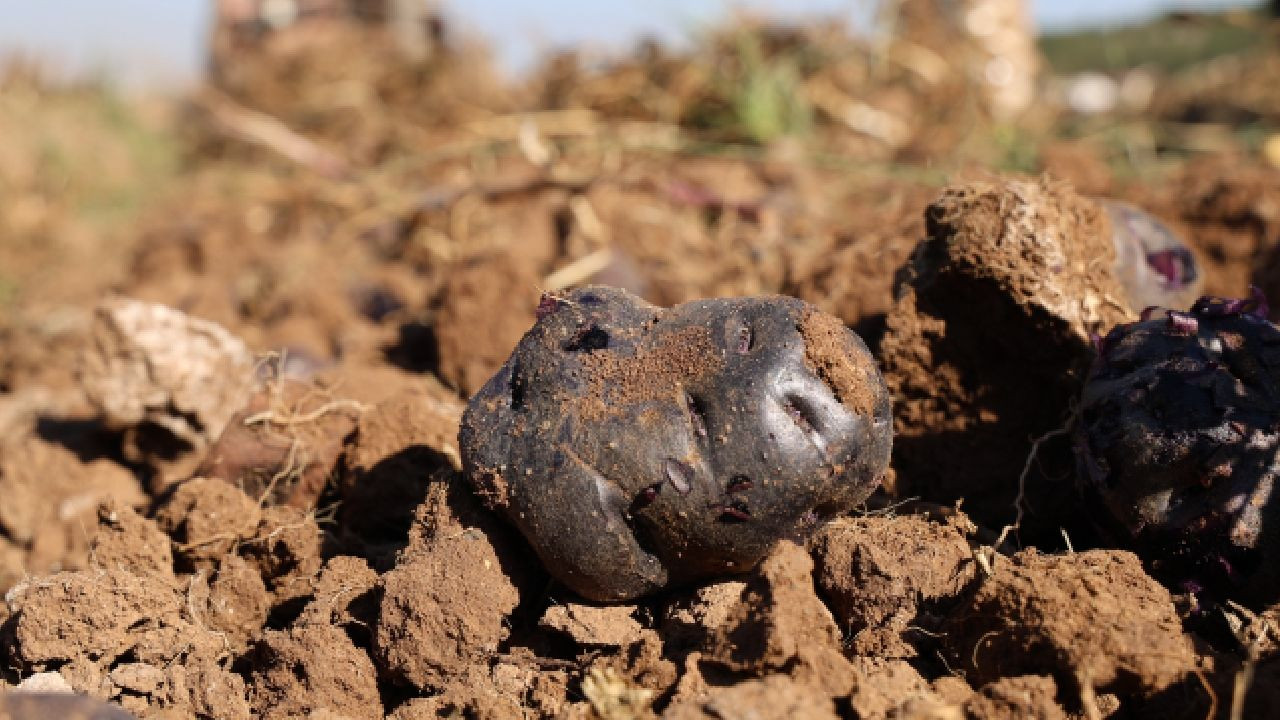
(580, 325), (723, 418)
(799, 307), (879, 417)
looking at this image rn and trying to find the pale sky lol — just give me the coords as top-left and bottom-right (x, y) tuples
(0, 0), (1255, 89)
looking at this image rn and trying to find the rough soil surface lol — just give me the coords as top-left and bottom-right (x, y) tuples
(374, 476), (526, 692)
(337, 383), (464, 553)
(880, 176), (1135, 541)
(0, 436), (145, 591)
(945, 549), (1196, 697)
(811, 513), (977, 657)
(6, 31), (1280, 715)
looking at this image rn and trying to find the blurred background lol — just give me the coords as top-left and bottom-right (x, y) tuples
(0, 0), (1279, 593)
(0, 0), (1266, 88)
(1, 0), (1279, 389)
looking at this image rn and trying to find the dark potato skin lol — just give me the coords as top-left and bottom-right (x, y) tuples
(1076, 289), (1280, 606)
(460, 286), (892, 601)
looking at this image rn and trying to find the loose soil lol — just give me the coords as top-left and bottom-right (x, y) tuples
(3, 9), (1280, 719)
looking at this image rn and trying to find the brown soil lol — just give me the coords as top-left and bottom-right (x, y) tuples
(945, 549), (1195, 697)
(880, 177), (1135, 541)
(431, 251), (542, 396)
(811, 513), (978, 658)
(6, 14), (1280, 719)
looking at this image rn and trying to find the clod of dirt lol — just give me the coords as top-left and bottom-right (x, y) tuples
(945, 549), (1195, 698)
(881, 177), (1134, 540)
(0, 438), (145, 591)
(239, 505), (324, 606)
(2, 565), (250, 718)
(539, 602), (646, 647)
(1077, 291), (1280, 606)
(338, 383), (464, 547)
(80, 298), (256, 452)
(153, 476), (261, 571)
(665, 674), (838, 720)
(431, 252), (541, 396)
(811, 512), (977, 657)
(387, 662), (571, 720)
(660, 580), (747, 652)
(962, 675), (1067, 720)
(461, 285), (892, 601)
(374, 477), (524, 691)
(247, 624), (382, 720)
(4, 571), (192, 670)
(846, 657), (955, 720)
(0, 693), (136, 720)
(1104, 199), (1204, 312)
(188, 554), (270, 653)
(88, 501), (173, 582)
(704, 541), (854, 700)
(295, 555), (380, 630)
(197, 380), (358, 508)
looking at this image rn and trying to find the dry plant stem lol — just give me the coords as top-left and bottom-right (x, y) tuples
(543, 249), (615, 291)
(976, 425), (1072, 576)
(1229, 617), (1271, 720)
(194, 88), (350, 180)
(242, 399), (368, 428)
(1230, 660), (1254, 720)
(1196, 669), (1219, 720)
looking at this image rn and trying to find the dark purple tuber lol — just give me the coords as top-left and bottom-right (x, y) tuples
(1076, 288), (1280, 605)
(459, 286), (892, 601)
(1103, 199), (1203, 312)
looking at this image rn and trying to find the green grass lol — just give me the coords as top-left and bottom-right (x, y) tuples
(1039, 7), (1270, 74)
(682, 27), (814, 144)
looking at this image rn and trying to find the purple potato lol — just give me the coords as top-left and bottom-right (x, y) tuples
(459, 286), (892, 601)
(1076, 288), (1280, 605)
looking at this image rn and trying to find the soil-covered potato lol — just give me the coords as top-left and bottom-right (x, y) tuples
(459, 286), (892, 600)
(1076, 290), (1280, 606)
